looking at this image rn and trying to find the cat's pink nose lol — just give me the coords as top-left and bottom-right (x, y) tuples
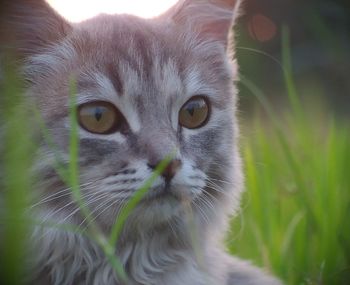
(148, 159), (182, 182)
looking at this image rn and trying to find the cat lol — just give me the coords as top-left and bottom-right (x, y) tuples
(0, 0), (283, 284)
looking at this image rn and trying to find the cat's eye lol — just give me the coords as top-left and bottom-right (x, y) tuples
(179, 96), (210, 129)
(78, 101), (122, 134)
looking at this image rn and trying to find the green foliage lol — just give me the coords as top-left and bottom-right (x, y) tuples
(0, 61), (35, 285)
(229, 105), (350, 285)
(230, 102), (350, 285)
(227, 30), (350, 285)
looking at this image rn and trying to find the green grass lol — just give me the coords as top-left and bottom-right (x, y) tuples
(228, 102), (350, 284)
(225, 30), (350, 284)
(0, 62), (36, 285)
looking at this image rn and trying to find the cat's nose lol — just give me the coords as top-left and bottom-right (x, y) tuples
(147, 159), (182, 182)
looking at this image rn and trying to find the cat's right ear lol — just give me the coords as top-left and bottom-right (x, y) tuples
(164, 0), (242, 49)
(0, 0), (72, 59)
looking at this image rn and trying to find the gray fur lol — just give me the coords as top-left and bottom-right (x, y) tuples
(1, 0), (283, 284)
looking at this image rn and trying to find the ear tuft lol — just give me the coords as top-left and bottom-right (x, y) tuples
(0, 0), (72, 58)
(166, 0), (242, 48)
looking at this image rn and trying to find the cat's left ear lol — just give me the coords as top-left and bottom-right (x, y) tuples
(0, 0), (72, 59)
(165, 0), (242, 48)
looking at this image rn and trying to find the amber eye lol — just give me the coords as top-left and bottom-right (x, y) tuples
(78, 101), (122, 134)
(179, 96), (210, 129)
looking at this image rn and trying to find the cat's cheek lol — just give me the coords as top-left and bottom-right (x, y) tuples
(180, 136), (215, 173)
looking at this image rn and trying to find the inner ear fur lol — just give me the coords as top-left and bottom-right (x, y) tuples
(0, 0), (72, 59)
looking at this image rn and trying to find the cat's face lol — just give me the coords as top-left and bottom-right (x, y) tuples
(1, 0), (242, 233)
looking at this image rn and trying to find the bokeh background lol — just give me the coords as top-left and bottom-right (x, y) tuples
(226, 1), (350, 284)
(237, 0), (350, 116)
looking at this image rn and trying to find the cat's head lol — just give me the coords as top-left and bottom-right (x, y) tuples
(1, 0), (243, 236)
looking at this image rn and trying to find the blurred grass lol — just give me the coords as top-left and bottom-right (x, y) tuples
(0, 61), (35, 285)
(227, 30), (350, 285)
(228, 98), (350, 285)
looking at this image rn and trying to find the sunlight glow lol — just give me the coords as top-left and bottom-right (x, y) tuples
(47, 0), (178, 22)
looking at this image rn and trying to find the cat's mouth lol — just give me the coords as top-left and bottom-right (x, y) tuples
(145, 184), (178, 200)
(144, 183), (191, 203)
(127, 183), (194, 225)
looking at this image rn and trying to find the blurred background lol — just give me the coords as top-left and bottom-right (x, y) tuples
(227, 1), (350, 285)
(236, 0), (350, 117)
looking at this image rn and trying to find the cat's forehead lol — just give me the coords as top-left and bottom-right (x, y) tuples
(73, 15), (221, 80)
(74, 16), (183, 94)
(69, 15), (232, 101)
(74, 15), (182, 68)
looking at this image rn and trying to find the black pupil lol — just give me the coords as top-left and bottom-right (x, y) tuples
(186, 101), (201, 116)
(95, 107), (103, 121)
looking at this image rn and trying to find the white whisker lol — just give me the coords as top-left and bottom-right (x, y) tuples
(31, 181), (96, 208)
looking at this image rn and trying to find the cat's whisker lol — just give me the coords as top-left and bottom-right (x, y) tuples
(59, 199), (108, 231)
(200, 191), (219, 213)
(30, 181), (96, 208)
(206, 177), (234, 185)
(30, 190), (71, 209)
(76, 193), (118, 230)
(79, 196), (128, 234)
(59, 206), (83, 224)
(191, 199), (210, 225)
(204, 170), (228, 180)
(207, 168), (232, 177)
(197, 192), (216, 212)
(31, 185), (77, 204)
(39, 201), (76, 225)
(205, 180), (227, 191)
(205, 187), (232, 200)
(205, 176), (229, 187)
(204, 182), (232, 198)
(200, 189), (220, 205)
(109, 188), (135, 196)
(38, 192), (102, 225)
(38, 193), (112, 240)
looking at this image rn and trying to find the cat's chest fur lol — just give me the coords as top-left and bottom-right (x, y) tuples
(33, 225), (226, 285)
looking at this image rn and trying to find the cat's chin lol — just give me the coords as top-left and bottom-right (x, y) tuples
(139, 196), (181, 223)
(125, 185), (193, 227)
